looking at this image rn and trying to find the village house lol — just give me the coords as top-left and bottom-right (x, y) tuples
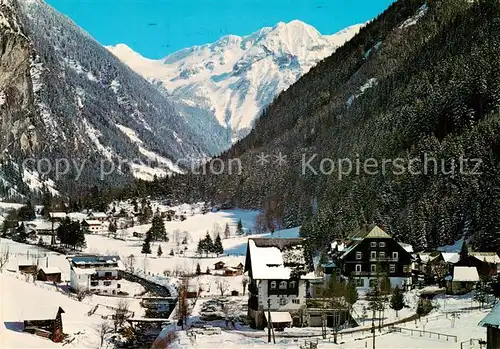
(330, 225), (413, 292)
(37, 267), (62, 283)
(479, 302), (500, 349)
(81, 219), (103, 234)
(244, 237), (320, 329)
(49, 212), (67, 222)
(86, 211), (108, 222)
(446, 266), (480, 294)
(24, 220), (60, 236)
(67, 255), (124, 294)
(214, 261), (225, 270)
(23, 306), (65, 343)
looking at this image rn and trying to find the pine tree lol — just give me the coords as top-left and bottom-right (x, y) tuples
(141, 232), (152, 255)
(150, 215), (167, 241)
(203, 232), (214, 257)
(157, 245), (163, 258)
(196, 263), (201, 275)
(16, 223), (26, 242)
(214, 233), (224, 256)
(169, 248), (174, 256)
(197, 239), (203, 256)
(389, 286), (404, 317)
(108, 221), (117, 235)
(236, 219), (244, 235)
(223, 223), (231, 239)
(345, 276), (359, 310)
(206, 266), (211, 274)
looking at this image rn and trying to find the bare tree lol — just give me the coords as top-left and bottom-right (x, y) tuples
(113, 300), (130, 332)
(125, 254), (136, 273)
(241, 276), (249, 295)
(176, 277), (191, 329)
(172, 229), (181, 245)
(0, 246), (10, 272)
(216, 278), (229, 296)
(98, 321), (113, 347)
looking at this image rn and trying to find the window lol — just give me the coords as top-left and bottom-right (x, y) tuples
(370, 242), (377, 248)
(103, 281), (111, 286)
(379, 242), (386, 247)
(369, 279), (378, 288)
(370, 264), (376, 273)
(91, 281), (98, 287)
(389, 264), (396, 273)
(356, 251), (362, 260)
(117, 283), (121, 289)
(370, 251), (377, 260)
(270, 281), (277, 289)
(289, 281), (297, 289)
(355, 278), (364, 287)
(379, 252), (385, 259)
(402, 266), (408, 273)
(355, 264), (362, 272)
(279, 281), (287, 290)
(104, 272), (112, 277)
(392, 252), (399, 260)
(292, 299), (300, 304)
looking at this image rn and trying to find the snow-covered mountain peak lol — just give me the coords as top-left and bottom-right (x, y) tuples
(108, 21), (364, 152)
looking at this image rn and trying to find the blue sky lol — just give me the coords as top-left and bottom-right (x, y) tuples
(46, 0), (395, 59)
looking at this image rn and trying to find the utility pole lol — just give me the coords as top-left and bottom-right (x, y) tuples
(267, 298), (271, 343)
(372, 308), (376, 349)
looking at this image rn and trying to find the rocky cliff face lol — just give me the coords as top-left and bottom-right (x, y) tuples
(0, 0), (35, 157)
(0, 0), (209, 198)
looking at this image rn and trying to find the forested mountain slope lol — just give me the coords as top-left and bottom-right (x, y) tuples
(0, 0), (206, 198)
(161, 0), (500, 252)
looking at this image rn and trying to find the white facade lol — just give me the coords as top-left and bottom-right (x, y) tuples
(256, 279), (307, 311)
(68, 256), (123, 294)
(346, 276), (411, 293)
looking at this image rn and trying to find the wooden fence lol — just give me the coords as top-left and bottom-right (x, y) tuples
(390, 326), (457, 342)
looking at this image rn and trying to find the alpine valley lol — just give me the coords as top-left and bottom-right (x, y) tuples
(107, 21), (363, 152)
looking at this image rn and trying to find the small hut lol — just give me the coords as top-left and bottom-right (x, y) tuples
(479, 302), (500, 349)
(23, 306), (65, 342)
(214, 261), (225, 270)
(37, 267), (62, 283)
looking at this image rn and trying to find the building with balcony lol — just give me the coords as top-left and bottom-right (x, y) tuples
(67, 255), (124, 294)
(244, 238), (319, 329)
(332, 225), (413, 292)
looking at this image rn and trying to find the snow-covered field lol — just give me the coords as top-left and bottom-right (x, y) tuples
(0, 204), (493, 348)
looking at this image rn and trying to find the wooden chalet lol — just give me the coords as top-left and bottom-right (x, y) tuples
(479, 302), (500, 349)
(23, 306), (65, 342)
(37, 267), (62, 283)
(214, 261), (225, 270)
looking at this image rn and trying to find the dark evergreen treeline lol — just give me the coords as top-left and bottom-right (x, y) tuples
(136, 0), (500, 253)
(69, 0), (500, 254)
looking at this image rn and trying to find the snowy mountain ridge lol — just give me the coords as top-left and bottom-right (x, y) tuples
(108, 21), (364, 150)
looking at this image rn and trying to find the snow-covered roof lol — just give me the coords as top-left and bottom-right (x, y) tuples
(441, 252), (460, 264)
(248, 239), (291, 280)
(88, 211), (107, 218)
(479, 302), (500, 328)
(452, 266), (479, 282)
(264, 311), (292, 323)
(437, 238), (465, 253)
(399, 242), (414, 253)
(40, 267), (61, 274)
(418, 253), (439, 263)
(330, 241), (345, 252)
(21, 306), (64, 321)
(83, 219), (102, 226)
(73, 268), (96, 275)
(69, 255), (124, 270)
(49, 212), (67, 218)
(247, 238), (311, 280)
(24, 220), (59, 231)
(67, 212), (88, 221)
(470, 252), (500, 264)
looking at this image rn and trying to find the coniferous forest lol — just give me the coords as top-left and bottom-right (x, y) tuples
(138, 0), (500, 253)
